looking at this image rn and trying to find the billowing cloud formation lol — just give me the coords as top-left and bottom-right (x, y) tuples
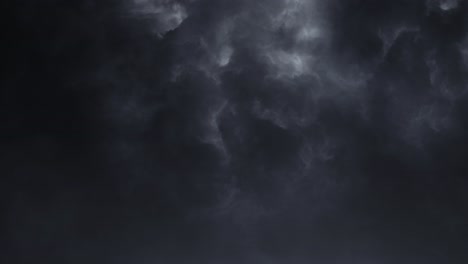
(119, 0), (468, 256)
(121, 0), (468, 243)
(137, 0), (467, 151)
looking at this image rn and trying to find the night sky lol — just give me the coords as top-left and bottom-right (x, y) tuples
(2, 0), (468, 263)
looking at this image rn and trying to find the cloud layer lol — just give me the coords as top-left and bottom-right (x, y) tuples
(3, 0), (468, 263)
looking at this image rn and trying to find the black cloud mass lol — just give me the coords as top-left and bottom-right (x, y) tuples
(2, 0), (468, 263)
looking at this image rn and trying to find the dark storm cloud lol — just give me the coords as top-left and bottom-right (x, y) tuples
(118, 0), (351, 214)
(121, 0), (468, 199)
(3, 0), (468, 263)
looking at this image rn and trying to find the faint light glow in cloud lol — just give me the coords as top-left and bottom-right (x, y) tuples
(265, 50), (312, 79)
(217, 46), (234, 67)
(131, 0), (188, 36)
(439, 0), (460, 11)
(426, 0), (460, 12)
